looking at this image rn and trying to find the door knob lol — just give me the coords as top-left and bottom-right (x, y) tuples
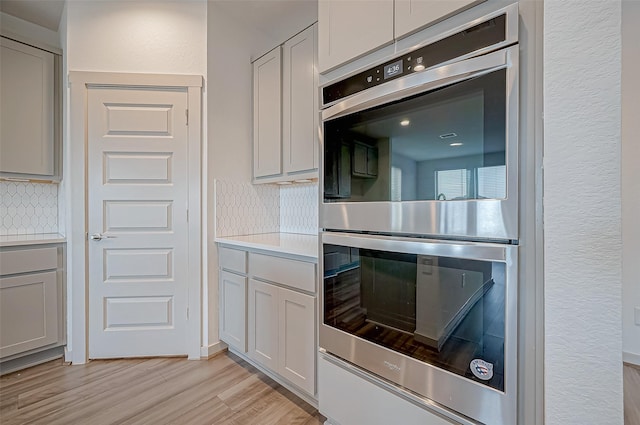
(90, 233), (115, 241)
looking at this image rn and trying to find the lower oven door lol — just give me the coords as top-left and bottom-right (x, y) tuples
(320, 232), (517, 425)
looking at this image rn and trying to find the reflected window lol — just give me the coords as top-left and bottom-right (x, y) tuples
(477, 165), (506, 199)
(391, 166), (402, 201)
(436, 169), (468, 200)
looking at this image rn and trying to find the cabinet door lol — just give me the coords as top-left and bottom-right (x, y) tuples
(253, 47), (282, 180)
(219, 270), (247, 352)
(248, 279), (279, 371)
(395, 0), (483, 39)
(318, 0), (394, 73)
(278, 287), (316, 396)
(283, 24), (319, 176)
(0, 271), (58, 358)
(0, 37), (55, 176)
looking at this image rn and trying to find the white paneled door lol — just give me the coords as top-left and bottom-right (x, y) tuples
(88, 87), (189, 358)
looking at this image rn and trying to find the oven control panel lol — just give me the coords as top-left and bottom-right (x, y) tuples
(322, 14), (507, 106)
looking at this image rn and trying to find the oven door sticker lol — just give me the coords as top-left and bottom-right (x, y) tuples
(470, 359), (494, 381)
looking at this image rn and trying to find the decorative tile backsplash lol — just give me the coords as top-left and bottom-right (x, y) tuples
(215, 179), (319, 237)
(280, 183), (318, 235)
(215, 180), (280, 237)
(0, 181), (58, 235)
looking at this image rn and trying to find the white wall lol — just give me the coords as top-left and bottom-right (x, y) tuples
(63, 0), (207, 358)
(622, 0), (640, 365)
(206, 3), (279, 351)
(544, 1), (623, 424)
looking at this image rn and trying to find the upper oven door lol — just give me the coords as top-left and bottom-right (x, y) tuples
(321, 45), (519, 241)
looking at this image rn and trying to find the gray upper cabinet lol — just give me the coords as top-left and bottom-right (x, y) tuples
(394, 0), (483, 39)
(318, 0), (485, 73)
(253, 46), (283, 180)
(318, 0), (393, 74)
(253, 24), (319, 184)
(0, 37), (57, 178)
(283, 24), (319, 178)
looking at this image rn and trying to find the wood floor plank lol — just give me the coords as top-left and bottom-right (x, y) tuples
(625, 363), (640, 425)
(2, 354), (638, 424)
(0, 352), (324, 425)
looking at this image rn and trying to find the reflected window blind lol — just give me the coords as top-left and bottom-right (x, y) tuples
(391, 166), (402, 201)
(477, 165), (506, 199)
(436, 169), (468, 200)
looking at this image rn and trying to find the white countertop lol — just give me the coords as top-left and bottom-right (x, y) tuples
(0, 233), (66, 247)
(215, 232), (318, 261)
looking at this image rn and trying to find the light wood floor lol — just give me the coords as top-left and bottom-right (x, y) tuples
(0, 352), (324, 425)
(626, 363), (640, 425)
(1, 353), (638, 424)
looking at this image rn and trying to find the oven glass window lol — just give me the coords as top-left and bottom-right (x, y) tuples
(324, 69), (507, 202)
(323, 244), (506, 391)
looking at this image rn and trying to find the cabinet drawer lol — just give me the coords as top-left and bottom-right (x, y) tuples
(250, 253), (316, 293)
(219, 247), (247, 275)
(0, 247), (58, 276)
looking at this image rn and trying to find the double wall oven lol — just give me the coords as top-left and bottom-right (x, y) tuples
(319, 4), (519, 425)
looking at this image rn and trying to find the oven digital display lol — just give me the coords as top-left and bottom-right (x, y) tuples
(384, 60), (403, 79)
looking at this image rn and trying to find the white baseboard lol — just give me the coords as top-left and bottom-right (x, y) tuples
(64, 347), (72, 363)
(623, 351), (640, 366)
(200, 341), (228, 359)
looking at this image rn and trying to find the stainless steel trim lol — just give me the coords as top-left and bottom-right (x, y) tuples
(319, 349), (481, 425)
(320, 45), (519, 241)
(322, 232), (507, 262)
(323, 49), (507, 121)
(319, 2), (519, 105)
(319, 238), (518, 425)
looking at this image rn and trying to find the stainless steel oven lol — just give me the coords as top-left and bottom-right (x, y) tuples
(321, 3), (519, 241)
(319, 4), (520, 424)
(320, 232), (518, 424)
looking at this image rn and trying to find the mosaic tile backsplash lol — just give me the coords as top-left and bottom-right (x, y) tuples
(0, 181), (58, 235)
(215, 179), (318, 237)
(215, 180), (280, 237)
(280, 182), (318, 235)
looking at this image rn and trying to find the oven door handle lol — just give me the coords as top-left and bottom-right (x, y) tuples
(322, 45), (514, 121)
(322, 232), (513, 262)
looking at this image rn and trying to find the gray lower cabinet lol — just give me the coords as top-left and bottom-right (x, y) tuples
(218, 244), (317, 398)
(0, 245), (64, 360)
(219, 246), (248, 353)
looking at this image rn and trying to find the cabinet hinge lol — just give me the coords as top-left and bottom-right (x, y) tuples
(185, 109), (189, 126)
(186, 209), (189, 222)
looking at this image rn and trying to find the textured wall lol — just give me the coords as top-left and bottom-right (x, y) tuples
(544, 1), (623, 423)
(0, 181), (58, 235)
(622, 0), (640, 364)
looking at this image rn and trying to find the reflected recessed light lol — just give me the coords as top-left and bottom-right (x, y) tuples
(400, 119), (410, 126)
(449, 142), (463, 147)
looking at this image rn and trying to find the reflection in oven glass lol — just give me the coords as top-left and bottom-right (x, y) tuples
(324, 244), (506, 391)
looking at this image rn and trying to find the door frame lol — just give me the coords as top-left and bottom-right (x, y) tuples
(67, 71), (203, 363)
